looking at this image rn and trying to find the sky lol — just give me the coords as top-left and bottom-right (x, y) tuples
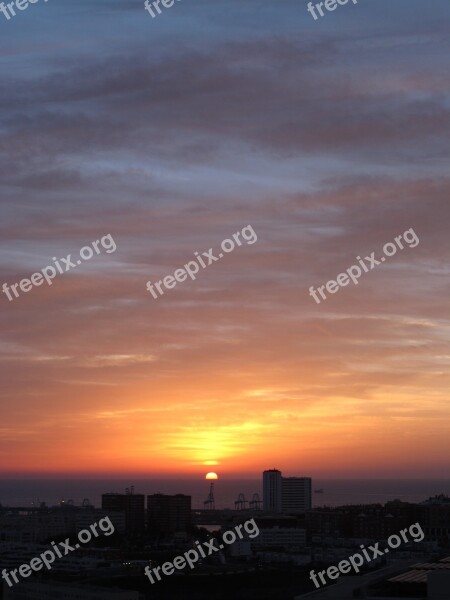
(0, 0), (449, 479)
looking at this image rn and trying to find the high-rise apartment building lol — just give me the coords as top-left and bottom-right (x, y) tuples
(101, 491), (145, 535)
(147, 494), (191, 533)
(263, 469), (312, 514)
(281, 477), (312, 513)
(263, 469), (282, 513)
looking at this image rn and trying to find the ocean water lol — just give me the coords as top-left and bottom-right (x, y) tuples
(0, 478), (448, 509)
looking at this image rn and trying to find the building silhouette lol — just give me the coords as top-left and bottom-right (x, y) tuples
(263, 469), (312, 514)
(101, 490), (144, 535)
(147, 494), (191, 534)
(263, 469), (282, 512)
(282, 477), (312, 513)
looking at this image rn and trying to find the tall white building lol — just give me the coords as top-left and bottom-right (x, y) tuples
(263, 470), (312, 514)
(263, 469), (282, 512)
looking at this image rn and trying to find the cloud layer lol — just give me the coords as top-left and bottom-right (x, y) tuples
(0, 0), (449, 477)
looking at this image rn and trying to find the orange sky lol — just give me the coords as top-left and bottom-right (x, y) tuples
(1, 244), (449, 478)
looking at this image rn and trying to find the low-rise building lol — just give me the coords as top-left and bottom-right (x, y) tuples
(3, 581), (142, 600)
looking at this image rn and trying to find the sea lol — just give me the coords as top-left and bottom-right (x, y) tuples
(0, 478), (448, 509)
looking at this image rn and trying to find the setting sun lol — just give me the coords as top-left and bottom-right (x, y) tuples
(205, 472), (218, 480)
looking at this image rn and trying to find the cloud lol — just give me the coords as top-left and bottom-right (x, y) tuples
(0, 0), (449, 476)
(82, 354), (158, 367)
